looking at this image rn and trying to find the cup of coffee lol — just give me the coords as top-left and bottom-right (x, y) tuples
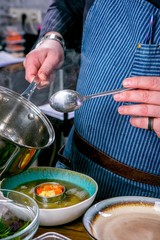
(83, 196), (160, 240)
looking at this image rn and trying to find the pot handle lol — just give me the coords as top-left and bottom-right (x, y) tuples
(21, 80), (37, 100)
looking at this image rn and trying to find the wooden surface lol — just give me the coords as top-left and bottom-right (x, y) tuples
(33, 217), (91, 240)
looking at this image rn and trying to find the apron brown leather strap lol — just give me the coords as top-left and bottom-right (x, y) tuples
(74, 130), (160, 186)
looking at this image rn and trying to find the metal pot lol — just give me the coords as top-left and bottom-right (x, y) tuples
(0, 86), (55, 179)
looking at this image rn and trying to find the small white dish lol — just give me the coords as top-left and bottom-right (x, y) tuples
(33, 232), (71, 240)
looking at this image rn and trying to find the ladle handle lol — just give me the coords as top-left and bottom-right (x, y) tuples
(21, 81), (37, 100)
(85, 87), (135, 100)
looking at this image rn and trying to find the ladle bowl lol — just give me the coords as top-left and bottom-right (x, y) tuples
(49, 88), (133, 113)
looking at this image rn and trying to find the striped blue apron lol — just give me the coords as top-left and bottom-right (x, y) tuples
(62, 0), (160, 199)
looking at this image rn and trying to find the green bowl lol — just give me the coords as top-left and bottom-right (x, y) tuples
(1, 167), (98, 226)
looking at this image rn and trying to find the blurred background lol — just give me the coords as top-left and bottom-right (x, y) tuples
(0, 0), (53, 53)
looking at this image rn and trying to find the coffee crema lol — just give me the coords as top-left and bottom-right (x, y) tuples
(91, 202), (160, 240)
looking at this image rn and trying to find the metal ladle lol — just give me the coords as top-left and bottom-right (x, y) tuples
(49, 87), (133, 113)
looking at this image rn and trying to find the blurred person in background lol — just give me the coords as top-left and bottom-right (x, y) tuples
(24, 0), (160, 199)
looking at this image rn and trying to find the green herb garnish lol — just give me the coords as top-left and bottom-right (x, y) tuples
(0, 216), (30, 239)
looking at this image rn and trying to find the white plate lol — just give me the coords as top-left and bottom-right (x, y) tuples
(83, 196), (160, 240)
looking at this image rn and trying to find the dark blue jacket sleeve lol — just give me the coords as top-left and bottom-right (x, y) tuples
(40, 0), (85, 51)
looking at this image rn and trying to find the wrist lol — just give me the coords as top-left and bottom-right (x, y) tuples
(36, 34), (66, 52)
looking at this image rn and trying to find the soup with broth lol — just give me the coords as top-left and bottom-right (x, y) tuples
(14, 179), (90, 209)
